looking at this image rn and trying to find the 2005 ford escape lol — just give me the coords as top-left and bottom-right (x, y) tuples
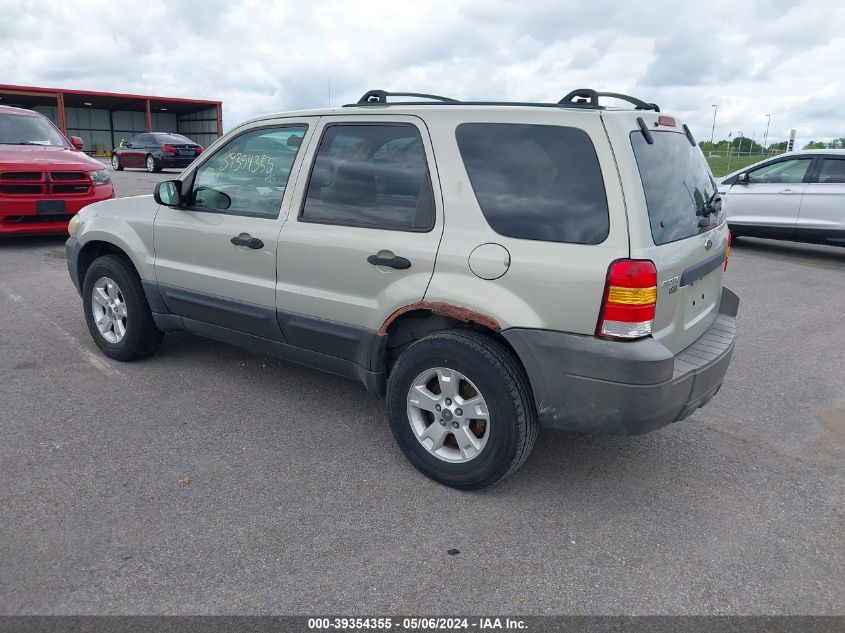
(66, 88), (739, 489)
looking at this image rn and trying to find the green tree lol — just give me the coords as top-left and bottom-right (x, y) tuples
(731, 136), (762, 154)
(803, 141), (827, 149)
(699, 139), (732, 153)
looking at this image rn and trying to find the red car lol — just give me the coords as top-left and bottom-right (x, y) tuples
(0, 105), (115, 235)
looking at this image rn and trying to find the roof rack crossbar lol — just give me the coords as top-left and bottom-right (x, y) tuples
(356, 90), (459, 105)
(559, 88), (660, 112)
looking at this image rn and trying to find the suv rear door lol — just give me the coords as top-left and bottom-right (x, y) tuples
(608, 114), (730, 354)
(274, 115), (443, 364)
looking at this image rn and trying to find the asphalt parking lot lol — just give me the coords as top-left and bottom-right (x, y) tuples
(1, 165), (843, 615)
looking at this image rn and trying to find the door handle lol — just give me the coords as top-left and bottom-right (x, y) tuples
(367, 253), (412, 269)
(780, 189), (795, 195)
(230, 233), (264, 249)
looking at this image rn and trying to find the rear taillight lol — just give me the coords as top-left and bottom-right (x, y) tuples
(195, 146), (204, 154)
(596, 259), (658, 340)
(725, 232), (732, 271)
(161, 144), (177, 153)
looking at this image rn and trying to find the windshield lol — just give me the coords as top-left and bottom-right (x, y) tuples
(0, 113), (68, 147)
(630, 130), (721, 245)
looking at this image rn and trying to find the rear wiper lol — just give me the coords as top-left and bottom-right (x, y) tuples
(699, 189), (721, 217)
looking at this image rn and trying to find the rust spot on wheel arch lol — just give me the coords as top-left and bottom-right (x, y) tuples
(378, 301), (500, 335)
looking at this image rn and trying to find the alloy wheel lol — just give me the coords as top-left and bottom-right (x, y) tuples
(90, 276), (128, 343)
(406, 367), (490, 463)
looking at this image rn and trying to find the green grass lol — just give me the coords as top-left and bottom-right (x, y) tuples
(706, 154), (765, 178)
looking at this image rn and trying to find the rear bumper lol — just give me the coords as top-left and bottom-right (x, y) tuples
(159, 156), (196, 168)
(503, 288), (739, 435)
(0, 186), (115, 235)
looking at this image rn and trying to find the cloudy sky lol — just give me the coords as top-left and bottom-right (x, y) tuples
(1, 0), (842, 146)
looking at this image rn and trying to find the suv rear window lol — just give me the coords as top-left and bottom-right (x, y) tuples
(455, 123), (609, 244)
(630, 130), (721, 245)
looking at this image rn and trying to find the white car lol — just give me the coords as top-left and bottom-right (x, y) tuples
(719, 149), (845, 247)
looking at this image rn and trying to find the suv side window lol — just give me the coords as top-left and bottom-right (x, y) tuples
(818, 158), (845, 183)
(747, 158), (812, 184)
(187, 125), (307, 218)
(300, 124), (435, 231)
(455, 123), (609, 244)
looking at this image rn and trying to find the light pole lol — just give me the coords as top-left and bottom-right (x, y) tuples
(710, 104), (718, 145)
(763, 114), (771, 155)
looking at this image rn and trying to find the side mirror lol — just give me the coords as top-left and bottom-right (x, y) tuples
(70, 136), (85, 150)
(154, 180), (183, 207)
(737, 172), (749, 185)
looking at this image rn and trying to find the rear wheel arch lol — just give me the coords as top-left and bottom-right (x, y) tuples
(381, 306), (529, 384)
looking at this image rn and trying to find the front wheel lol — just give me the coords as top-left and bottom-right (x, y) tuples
(82, 254), (163, 361)
(145, 154), (160, 173)
(386, 330), (538, 489)
(111, 154), (124, 171)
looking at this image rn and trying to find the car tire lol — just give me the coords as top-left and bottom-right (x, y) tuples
(82, 254), (163, 362)
(145, 154), (160, 173)
(111, 154), (124, 171)
(386, 329), (538, 489)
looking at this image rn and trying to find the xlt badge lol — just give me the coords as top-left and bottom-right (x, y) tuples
(661, 276), (680, 294)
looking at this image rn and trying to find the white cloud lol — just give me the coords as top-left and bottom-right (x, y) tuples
(0, 0), (843, 146)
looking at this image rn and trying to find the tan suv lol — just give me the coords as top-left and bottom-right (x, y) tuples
(66, 89), (739, 489)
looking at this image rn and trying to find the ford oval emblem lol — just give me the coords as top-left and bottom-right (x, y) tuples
(704, 238), (713, 251)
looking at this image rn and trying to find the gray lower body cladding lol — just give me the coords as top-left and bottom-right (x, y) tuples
(503, 288), (739, 435)
(65, 236), (82, 294)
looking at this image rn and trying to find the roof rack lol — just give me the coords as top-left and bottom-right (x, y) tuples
(356, 90), (459, 105)
(345, 88), (660, 112)
(559, 89), (660, 112)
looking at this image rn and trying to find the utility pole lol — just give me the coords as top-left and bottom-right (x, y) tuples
(710, 104), (718, 145)
(727, 132), (733, 174)
(763, 114), (771, 155)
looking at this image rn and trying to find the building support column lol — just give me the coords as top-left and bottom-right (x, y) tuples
(216, 103), (223, 137)
(56, 92), (67, 134)
(145, 99), (152, 132)
(109, 109), (116, 152)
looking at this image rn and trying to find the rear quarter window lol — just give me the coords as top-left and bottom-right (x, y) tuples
(455, 123), (610, 244)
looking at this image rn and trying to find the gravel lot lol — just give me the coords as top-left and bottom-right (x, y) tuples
(0, 165), (843, 615)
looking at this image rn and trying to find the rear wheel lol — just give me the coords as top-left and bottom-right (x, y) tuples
(82, 254), (163, 361)
(111, 154), (123, 171)
(145, 154), (160, 173)
(386, 330), (538, 489)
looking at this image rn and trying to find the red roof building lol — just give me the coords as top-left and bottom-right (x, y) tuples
(0, 84), (223, 154)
